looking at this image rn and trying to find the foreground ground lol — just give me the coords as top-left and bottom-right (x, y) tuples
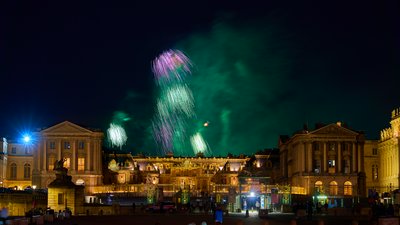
(48, 211), (388, 225)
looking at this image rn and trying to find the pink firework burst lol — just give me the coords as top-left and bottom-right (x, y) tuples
(151, 49), (192, 83)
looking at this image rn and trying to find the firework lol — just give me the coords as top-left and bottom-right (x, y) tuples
(162, 85), (194, 117)
(107, 123), (128, 148)
(152, 50), (192, 85)
(151, 49), (195, 154)
(190, 132), (209, 155)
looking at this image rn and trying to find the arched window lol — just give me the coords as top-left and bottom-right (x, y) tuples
(24, 163), (30, 179)
(329, 181), (338, 195)
(10, 163), (17, 179)
(315, 181), (323, 193)
(344, 181), (352, 195)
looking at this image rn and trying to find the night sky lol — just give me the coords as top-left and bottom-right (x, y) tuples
(1, 1), (399, 156)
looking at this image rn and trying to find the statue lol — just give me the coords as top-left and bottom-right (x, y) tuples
(50, 158), (71, 186)
(54, 158), (66, 171)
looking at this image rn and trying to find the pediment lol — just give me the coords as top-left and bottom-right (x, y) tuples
(310, 124), (359, 137)
(40, 121), (93, 135)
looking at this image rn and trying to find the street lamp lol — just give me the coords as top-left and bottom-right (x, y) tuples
(23, 135), (31, 143)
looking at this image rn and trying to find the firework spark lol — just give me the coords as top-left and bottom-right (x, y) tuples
(107, 123), (128, 148)
(190, 132), (209, 155)
(151, 49), (196, 155)
(152, 50), (193, 85)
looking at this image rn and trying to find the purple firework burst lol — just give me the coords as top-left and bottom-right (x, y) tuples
(152, 49), (192, 83)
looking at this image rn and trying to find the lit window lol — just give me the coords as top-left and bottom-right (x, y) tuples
(328, 160), (335, 168)
(78, 158), (85, 171)
(344, 181), (352, 195)
(64, 158), (71, 169)
(329, 181), (338, 195)
(48, 157), (55, 170)
(10, 163), (17, 179)
(372, 165), (378, 180)
(24, 163), (30, 179)
(315, 181), (323, 193)
(49, 142), (56, 149)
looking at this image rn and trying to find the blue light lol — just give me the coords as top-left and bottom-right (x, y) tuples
(23, 135), (31, 143)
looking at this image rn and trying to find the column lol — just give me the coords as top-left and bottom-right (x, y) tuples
(57, 139), (62, 160)
(72, 140), (77, 172)
(97, 140), (102, 173)
(307, 142), (312, 172)
(42, 140), (47, 170)
(303, 142), (307, 172)
(301, 142), (305, 172)
(323, 142), (327, 173)
(358, 143), (364, 172)
(338, 142), (341, 173)
(86, 139), (91, 171)
(97, 139), (103, 174)
(352, 142), (356, 172)
(93, 140), (98, 172)
(37, 140), (45, 171)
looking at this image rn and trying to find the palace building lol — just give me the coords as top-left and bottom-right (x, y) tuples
(378, 107), (400, 197)
(278, 122), (378, 207)
(0, 108), (398, 212)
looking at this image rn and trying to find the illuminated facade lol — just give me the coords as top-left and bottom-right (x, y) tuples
(378, 107), (400, 194)
(31, 121), (104, 193)
(101, 153), (248, 196)
(279, 122), (367, 205)
(1, 112), (399, 207)
(0, 139), (34, 189)
(363, 140), (380, 197)
(98, 149), (280, 210)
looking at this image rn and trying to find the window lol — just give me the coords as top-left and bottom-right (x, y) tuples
(372, 148), (378, 155)
(24, 163), (30, 179)
(314, 160), (321, 173)
(49, 141), (56, 149)
(312, 142), (320, 151)
(78, 158), (85, 171)
(64, 158), (71, 169)
(48, 157), (55, 170)
(10, 163), (17, 179)
(344, 181), (352, 195)
(11, 147), (16, 154)
(315, 181), (323, 193)
(372, 165), (378, 180)
(328, 160), (335, 168)
(64, 142), (70, 149)
(58, 193), (64, 204)
(78, 141), (85, 149)
(329, 181), (338, 195)
(24, 147), (30, 154)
